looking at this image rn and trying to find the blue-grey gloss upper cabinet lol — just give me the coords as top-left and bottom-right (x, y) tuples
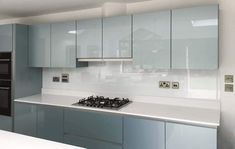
(133, 11), (171, 69)
(166, 123), (217, 149)
(37, 105), (63, 142)
(103, 15), (132, 58)
(0, 24), (12, 52)
(64, 134), (122, 149)
(172, 5), (218, 69)
(124, 117), (165, 149)
(51, 21), (76, 68)
(77, 19), (102, 59)
(14, 102), (37, 137)
(64, 109), (122, 144)
(29, 24), (51, 67)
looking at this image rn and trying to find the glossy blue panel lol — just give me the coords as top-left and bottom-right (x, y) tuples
(64, 134), (122, 149)
(29, 24), (51, 67)
(124, 116), (165, 149)
(64, 109), (122, 144)
(166, 122), (217, 149)
(0, 24), (12, 52)
(37, 105), (63, 142)
(172, 5), (218, 69)
(77, 19), (102, 59)
(14, 102), (37, 137)
(133, 11), (171, 69)
(51, 21), (76, 67)
(103, 15), (132, 58)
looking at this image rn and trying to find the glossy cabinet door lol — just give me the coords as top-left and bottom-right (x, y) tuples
(124, 117), (165, 149)
(0, 24), (12, 52)
(133, 11), (171, 69)
(172, 5), (218, 69)
(51, 21), (76, 68)
(64, 109), (122, 144)
(77, 19), (102, 59)
(0, 115), (12, 131)
(29, 24), (51, 67)
(103, 15), (132, 58)
(64, 134), (122, 149)
(37, 105), (63, 142)
(14, 102), (37, 137)
(166, 122), (217, 149)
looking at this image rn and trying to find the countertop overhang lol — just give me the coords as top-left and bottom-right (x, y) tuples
(14, 94), (220, 128)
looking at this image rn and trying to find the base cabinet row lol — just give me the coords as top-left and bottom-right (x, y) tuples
(14, 102), (217, 149)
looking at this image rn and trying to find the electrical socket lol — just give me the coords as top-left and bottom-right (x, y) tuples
(52, 76), (60, 82)
(172, 82), (179, 89)
(159, 81), (170, 89)
(61, 73), (69, 83)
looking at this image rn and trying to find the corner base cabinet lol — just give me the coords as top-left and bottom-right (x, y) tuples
(166, 122), (217, 149)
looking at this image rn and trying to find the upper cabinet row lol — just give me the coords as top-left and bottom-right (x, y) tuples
(28, 5), (218, 69)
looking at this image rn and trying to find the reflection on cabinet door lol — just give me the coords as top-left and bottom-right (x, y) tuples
(172, 5), (218, 69)
(103, 15), (132, 59)
(0, 24), (12, 52)
(51, 21), (76, 68)
(29, 24), (51, 67)
(77, 19), (102, 59)
(14, 102), (37, 137)
(166, 122), (217, 149)
(124, 117), (165, 149)
(133, 11), (171, 69)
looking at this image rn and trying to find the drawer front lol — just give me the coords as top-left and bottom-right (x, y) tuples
(64, 134), (122, 149)
(64, 109), (122, 144)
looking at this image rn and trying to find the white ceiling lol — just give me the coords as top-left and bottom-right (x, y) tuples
(0, 0), (148, 19)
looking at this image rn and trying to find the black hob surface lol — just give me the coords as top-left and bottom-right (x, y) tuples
(72, 96), (131, 110)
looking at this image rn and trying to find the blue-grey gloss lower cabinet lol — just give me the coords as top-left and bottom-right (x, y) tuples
(64, 109), (122, 144)
(0, 115), (12, 131)
(166, 122), (217, 149)
(37, 105), (63, 142)
(124, 117), (165, 149)
(172, 5), (218, 69)
(14, 102), (37, 137)
(64, 134), (122, 149)
(0, 24), (12, 52)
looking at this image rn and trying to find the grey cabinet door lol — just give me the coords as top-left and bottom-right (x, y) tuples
(133, 11), (171, 69)
(14, 102), (37, 137)
(29, 24), (51, 67)
(103, 15), (132, 58)
(0, 24), (12, 52)
(64, 109), (122, 144)
(64, 134), (122, 149)
(0, 115), (12, 131)
(166, 122), (217, 149)
(77, 19), (102, 59)
(51, 21), (76, 68)
(124, 116), (165, 149)
(37, 105), (63, 142)
(172, 5), (218, 69)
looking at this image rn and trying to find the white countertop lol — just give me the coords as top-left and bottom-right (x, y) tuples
(15, 94), (220, 128)
(0, 130), (85, 149)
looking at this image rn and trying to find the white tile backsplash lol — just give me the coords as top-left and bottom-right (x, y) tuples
(43, 61), (219, 102)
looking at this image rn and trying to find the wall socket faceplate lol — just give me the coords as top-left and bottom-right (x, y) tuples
(61, 73), (69, 83)
(159, 81), (170, 89)
(52, 76), (60, 82)
(172, 82), (179, 89)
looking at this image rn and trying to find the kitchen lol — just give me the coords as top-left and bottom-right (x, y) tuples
(0, 0), (234, 149)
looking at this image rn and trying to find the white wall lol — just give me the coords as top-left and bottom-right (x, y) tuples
(0, 0), (235, 148)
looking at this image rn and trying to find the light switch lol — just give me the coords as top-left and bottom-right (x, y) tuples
(225, 75), (233, 83)
(225, 84), (233, 92)
(61, 73), (69, 83)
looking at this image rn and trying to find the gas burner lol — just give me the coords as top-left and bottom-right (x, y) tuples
(72, 96), (131, 110)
